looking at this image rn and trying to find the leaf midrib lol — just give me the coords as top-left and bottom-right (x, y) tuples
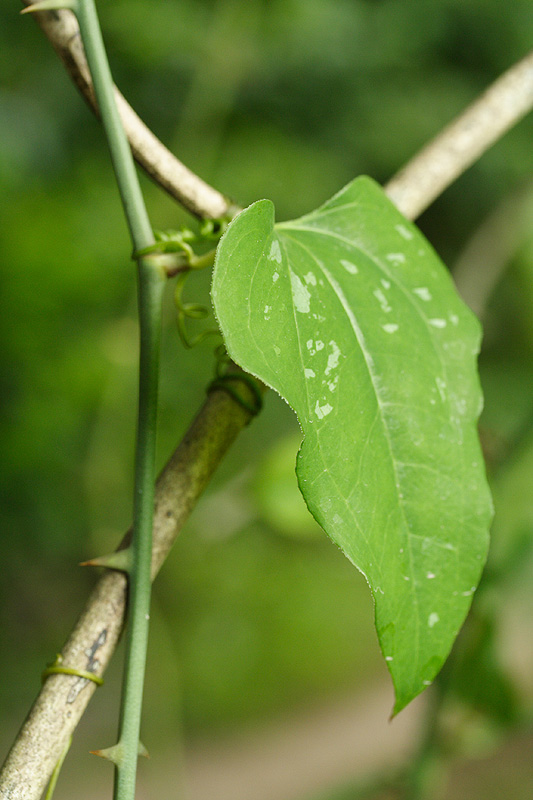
(278, 227), (422, 669)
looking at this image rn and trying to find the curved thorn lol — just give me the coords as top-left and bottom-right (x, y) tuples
(80, 548), (132, 573)
(90, 743), (124, 766)
(138, 741), (150, 759)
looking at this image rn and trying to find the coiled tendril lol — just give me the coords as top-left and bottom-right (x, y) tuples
(134, 219), (230, 349)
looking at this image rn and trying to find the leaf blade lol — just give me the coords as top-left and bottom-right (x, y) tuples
(212, 176), (492, 712)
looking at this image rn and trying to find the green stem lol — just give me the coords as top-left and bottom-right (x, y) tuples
(73, 1), (165, 798)
(75, 0), (153, 252)
(113, 269), (165, 799)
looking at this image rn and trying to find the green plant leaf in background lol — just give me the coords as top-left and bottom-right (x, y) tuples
(212, 176), (493, 713)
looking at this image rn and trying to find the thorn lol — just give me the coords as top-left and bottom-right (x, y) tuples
(90, 743), (123, 765)
(21, 0), (78, 14)
(80, 549), (132, 573)
(138, 741), (150, 759)
(90, 741), (148, 764)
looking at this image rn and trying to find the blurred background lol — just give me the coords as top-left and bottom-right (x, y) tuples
(1, 1), (533, 798)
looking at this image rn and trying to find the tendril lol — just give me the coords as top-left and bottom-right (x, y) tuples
(174, 271), (220, 349)
(135, 222), (230, 348)
(207, 347), (263, 416)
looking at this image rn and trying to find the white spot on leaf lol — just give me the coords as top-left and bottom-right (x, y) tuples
(304, 368), (316, 379)
(304, 272), (317, 286)
(429, 318), (447, 328)
(435, 377), (447, 402)
(272, 271), (279, 283)
(315, 400), (333, 419)
(382, 323), (399, 334)
(374, 288), (392, 313)
(428, 613), (440, 628)
(386, 253), (406, 264)
(395, 223), (413, 240)
(290, 270), (311, 313)
(269, 239), (282, 263)
(340, 259), (358, 274)
(413, 287), (432, 301)
(325, 340), (341, 375)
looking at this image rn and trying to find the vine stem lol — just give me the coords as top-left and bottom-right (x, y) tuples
(112, 264), (164, 800)
(74, 0), (153, 251)
(68, 0), (165, 797)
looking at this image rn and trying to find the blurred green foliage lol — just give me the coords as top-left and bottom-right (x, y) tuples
(1, 1), (533, 795)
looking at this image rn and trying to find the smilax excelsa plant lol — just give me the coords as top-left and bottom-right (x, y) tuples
(2, 2), (533, 799)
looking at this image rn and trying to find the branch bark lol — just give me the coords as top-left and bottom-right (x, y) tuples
(3, 10), (533, 799)
(385, 51), (533, 220)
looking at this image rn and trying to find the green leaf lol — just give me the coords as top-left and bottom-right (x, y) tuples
(212, 176), (492, 713)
